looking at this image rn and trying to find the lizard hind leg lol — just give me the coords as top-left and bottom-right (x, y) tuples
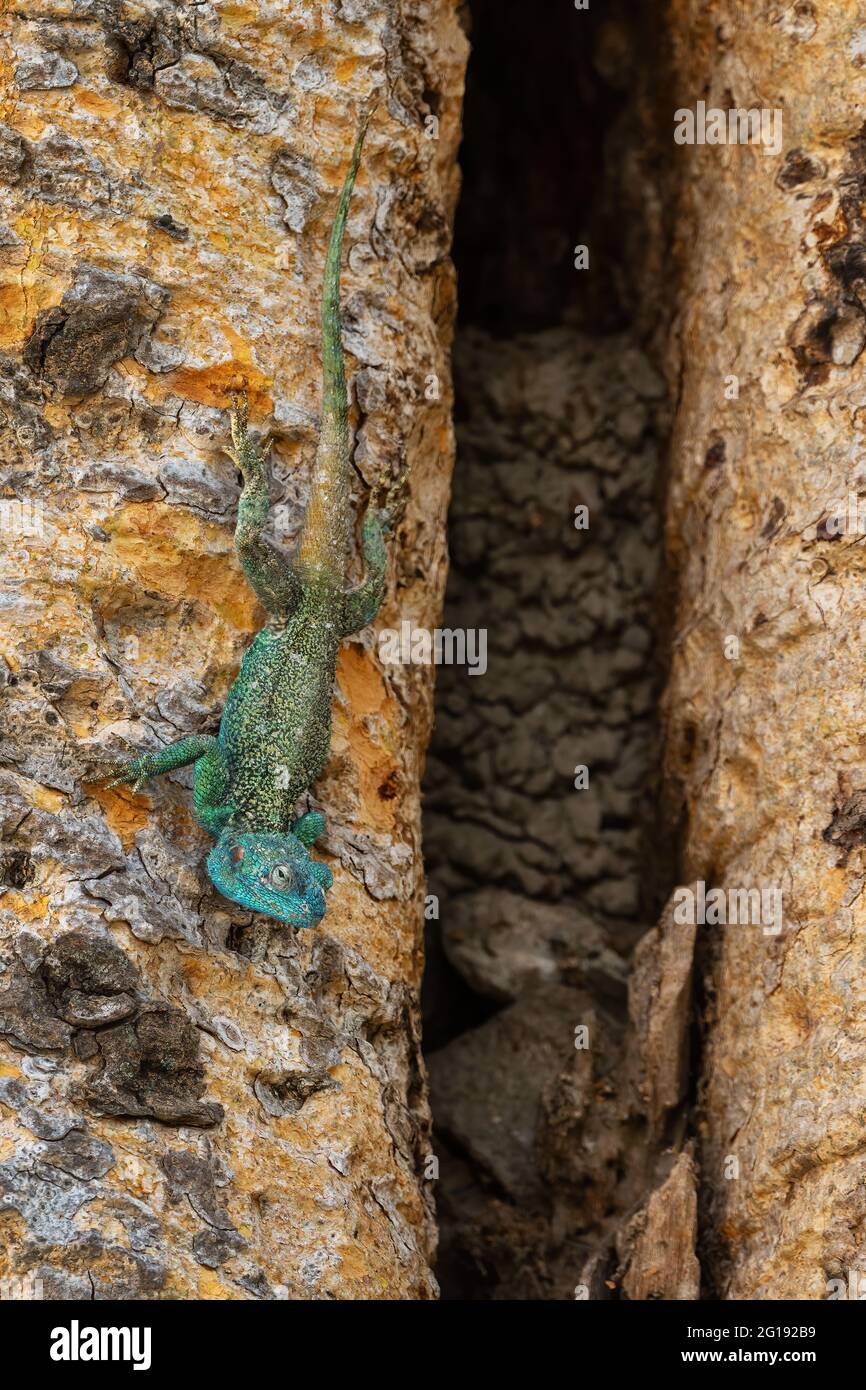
(341, 507), (387, 635)
(340, 464), (408, 636)
(228, 394), (302, 618)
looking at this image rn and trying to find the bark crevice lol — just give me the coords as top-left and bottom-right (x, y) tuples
(422, 0), (695, 1301)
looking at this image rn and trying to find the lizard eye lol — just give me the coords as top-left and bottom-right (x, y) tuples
(269, 863), (293, 889)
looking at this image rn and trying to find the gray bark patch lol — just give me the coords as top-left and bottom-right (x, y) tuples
(1, 928), (223, 1127)
(86, 1004), (224, 1127)
(270, 148), (318, 233)
(253, 1067), (335, 1118)
(24, 263), (169, 396)
(823, 790), (866, 859)
(0, 123), (27, 183)
(0, 959), (72, 1054)
(15, 49), (79, 90)
(162, 1145), (244, 1266)
(40, 1128), (116, 1181)
(192, 1226), (246, 1267)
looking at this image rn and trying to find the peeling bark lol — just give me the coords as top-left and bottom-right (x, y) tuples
(628, 893), (696, 1141)
(0, 0), (467, 1300)
(617, 1148), (700, 1302)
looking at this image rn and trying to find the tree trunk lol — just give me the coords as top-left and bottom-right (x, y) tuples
(664, 0), (866, 1299)
(0, 0), (466, 1300)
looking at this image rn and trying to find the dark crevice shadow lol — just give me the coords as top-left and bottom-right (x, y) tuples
(422, 0), (677, 1299)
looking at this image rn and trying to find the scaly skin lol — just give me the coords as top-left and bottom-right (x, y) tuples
(106, 106), (401, 928)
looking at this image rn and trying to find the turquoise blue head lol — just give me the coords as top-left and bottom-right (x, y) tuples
(207, 814), (333, 927)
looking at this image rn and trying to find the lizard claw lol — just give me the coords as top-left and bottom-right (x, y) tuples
(228, 392), (250, 456)
(227, 393), (271, 484)
(100, 758), (149, 793)
(372, 461), (409, 530)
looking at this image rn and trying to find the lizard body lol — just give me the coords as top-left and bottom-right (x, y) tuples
(107, 108), (397, 928)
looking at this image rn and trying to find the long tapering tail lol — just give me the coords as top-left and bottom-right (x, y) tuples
(296, 103), (376, 586)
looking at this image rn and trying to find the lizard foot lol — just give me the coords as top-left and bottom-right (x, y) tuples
(101, 756), (152, 794)
(371, 459), (410, 532)
(227, 393), (270, 483)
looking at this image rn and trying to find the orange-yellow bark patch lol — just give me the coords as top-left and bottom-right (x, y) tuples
(30, 785), (64, 812)
(215, 0), (260, 30)
(164, 360), (273, 413)
(196, 1267), (238, 1299)
(338, 643), (390, 718)
(335, 56), (359, 82)
(0, 1139), (20, 1171)
(0, 284), (29, 344)
(102, 502), (259, 630)
(43, 403), (69, 430)
(325, 875), (414, 982)
(0, 238), (69, 347)
(2, 109), (45, 140)
(1, 891), (51, 924)
(336, 644), (399, 832)
(84, 783), (152, 849)
(332, 1238), (373, 1284)
(74, 88), (121, 119)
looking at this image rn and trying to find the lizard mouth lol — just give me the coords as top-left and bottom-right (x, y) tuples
(281, 882), (327, 927)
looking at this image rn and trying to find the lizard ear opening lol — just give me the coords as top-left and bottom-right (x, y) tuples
(293, 811), (325, 847)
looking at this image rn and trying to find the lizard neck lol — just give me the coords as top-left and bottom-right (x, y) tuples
(295, 107), (372, 589)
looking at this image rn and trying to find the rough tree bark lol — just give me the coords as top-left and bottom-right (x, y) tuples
(0, 0), (466, 1300)
(664, 0), (866, 1298)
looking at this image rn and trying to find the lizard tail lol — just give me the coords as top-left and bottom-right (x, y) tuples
(320, 102), (376, 435)
(295, 100), (377, 585)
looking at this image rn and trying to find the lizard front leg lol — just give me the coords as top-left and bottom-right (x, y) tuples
(192, 741), (234, 836)
(105, 735), (233, 837)
(105, 734), (220, 792)
(229, 397), (303, 618)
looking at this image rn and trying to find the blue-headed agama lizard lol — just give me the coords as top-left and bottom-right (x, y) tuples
(104, 106), (404, 928)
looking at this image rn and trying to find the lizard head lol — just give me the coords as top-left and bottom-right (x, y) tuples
(207, 819), (333, 927)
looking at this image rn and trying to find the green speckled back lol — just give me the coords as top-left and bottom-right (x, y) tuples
(219, 594), (341, 832)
